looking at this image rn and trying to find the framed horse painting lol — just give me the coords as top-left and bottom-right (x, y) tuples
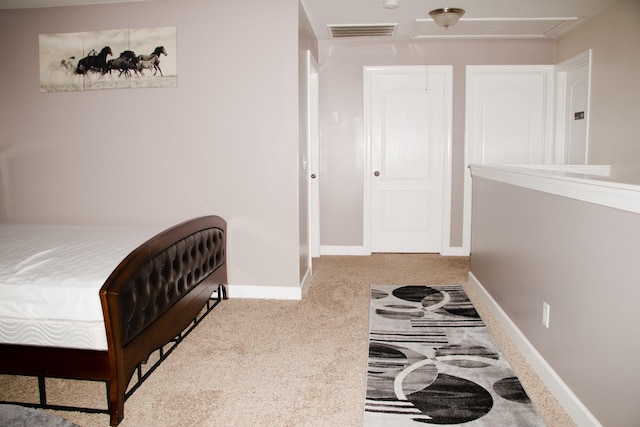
(39, 26), (177, 93)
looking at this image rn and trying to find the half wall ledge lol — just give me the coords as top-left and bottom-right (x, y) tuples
(468, 164), (640, 215)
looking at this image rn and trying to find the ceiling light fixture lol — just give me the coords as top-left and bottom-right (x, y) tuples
(383, 0), (399, 9)
(428, 7), (465, 29)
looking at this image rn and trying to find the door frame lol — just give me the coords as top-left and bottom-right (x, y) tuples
(307, 51), (320, 259)
(554, 50), (591, 164)
(362, 65), (454, 254)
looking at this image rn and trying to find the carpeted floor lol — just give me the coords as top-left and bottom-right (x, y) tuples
(0, 254), (575, 426)
(365, 284), (544, 426)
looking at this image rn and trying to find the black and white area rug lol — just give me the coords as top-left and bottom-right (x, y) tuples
(364, 285), (546, 426)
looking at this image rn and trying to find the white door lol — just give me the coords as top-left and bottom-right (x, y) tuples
(462, 65), (555, 254)
(466, 65), (555, 165)
(365, 66), (452, 253)
(556, 50), (591, 164)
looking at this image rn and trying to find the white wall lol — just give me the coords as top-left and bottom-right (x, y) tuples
(0, 0), (303, 290)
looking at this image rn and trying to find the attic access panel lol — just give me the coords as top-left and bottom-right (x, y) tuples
(411, 18), (578, 39)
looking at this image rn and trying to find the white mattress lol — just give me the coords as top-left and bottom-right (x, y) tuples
(0, 224), (160, 350)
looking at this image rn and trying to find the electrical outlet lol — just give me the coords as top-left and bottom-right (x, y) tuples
(542, 302), (550, 328)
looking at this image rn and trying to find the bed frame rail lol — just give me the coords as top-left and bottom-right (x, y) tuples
(0, 216), (228, 426)
(0, 289), (225, 419)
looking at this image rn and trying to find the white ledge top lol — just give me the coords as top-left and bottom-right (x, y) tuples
(469, 164), (640, 215)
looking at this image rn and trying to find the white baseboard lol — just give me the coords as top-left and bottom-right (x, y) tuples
(320, 245), (470, 256)
(467, 272), (602, 427)
(440, 246), (470, 256)
(226, 267), (312, 300)
(228, 284), (302, 300)
(320, 245), (369, 256)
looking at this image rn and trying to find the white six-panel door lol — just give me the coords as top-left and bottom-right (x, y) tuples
(365, 66), (452, 253)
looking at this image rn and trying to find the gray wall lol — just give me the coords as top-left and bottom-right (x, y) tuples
(0, 0), (307, 290)
(470, 5), (640, 423)
(557, 0), (640, 179)
(469, 3), (640, 425)
(470, 176), (640, 427)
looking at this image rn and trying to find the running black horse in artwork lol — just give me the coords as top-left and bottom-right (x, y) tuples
(107, 50), (139, 78)
(76, 46), (113, 75)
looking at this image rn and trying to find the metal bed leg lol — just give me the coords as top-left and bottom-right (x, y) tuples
(38, 376), (47, 406)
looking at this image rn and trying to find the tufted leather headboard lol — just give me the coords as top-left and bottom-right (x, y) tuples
(117, 227), (225, 346)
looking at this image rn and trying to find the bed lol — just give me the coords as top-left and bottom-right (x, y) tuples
(0, 215), (228, 426)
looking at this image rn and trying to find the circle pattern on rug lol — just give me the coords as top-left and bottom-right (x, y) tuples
(407, 373), (493, 424)
(435, 344), (499, 368)
(393, 286), (442, 303)
(493, 376), (532, 403)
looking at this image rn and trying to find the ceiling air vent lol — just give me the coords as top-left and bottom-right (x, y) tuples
(328, 24), (398, 38)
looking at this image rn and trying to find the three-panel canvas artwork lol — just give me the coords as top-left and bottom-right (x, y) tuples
(39, 26), (177, 92)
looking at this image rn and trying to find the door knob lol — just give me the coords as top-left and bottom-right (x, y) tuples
(374, 171), (380, 176)
(311, 174), (316, 179)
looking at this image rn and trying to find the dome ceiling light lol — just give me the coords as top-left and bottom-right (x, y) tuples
(382, 0), (399, 9)
(428, 7), (465, 29)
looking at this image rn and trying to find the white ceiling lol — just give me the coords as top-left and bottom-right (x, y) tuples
(0, 0), (621, 40)
(300, 0), (621, 40)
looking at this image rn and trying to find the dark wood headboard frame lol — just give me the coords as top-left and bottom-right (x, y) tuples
(0, 215), (228, 426)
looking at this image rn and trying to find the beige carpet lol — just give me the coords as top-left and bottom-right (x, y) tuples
(0, 254), (575, 426)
